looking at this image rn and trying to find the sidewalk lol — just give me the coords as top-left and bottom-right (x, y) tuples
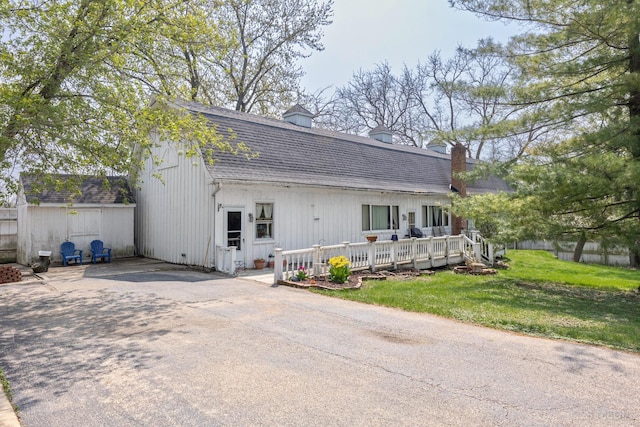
(236, 266), (275, 285)
(0, 389), (20, 427)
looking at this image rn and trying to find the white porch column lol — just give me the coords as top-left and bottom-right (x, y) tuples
(274, 248), (283, 284)
(312, 244), (321, 277)
(368, 241), (376, 273)
(411, 237), (418, 269)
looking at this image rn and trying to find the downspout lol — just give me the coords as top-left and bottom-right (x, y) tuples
(211, 182), (222, 270)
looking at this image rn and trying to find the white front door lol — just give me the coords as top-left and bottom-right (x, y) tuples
(225, 208), (245, 265)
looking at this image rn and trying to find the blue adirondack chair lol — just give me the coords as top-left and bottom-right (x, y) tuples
(90, 240), (111, 263)
(60, 241), (83, 266)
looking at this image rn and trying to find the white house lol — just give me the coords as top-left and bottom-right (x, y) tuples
(134, 100), (508, 270)
(17, 174), (136, 265)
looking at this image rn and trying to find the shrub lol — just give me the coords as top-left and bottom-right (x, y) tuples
(328, 256), (351, 284)
(294, 266), (308, 281)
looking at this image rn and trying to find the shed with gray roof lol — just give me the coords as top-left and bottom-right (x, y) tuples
(134, 100), (509, 270)
(17, 174), (136, 265)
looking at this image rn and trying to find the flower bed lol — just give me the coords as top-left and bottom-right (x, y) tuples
(278, 269), (432, 290)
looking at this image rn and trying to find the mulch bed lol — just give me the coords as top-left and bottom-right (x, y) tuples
(278, 269), (434, 290)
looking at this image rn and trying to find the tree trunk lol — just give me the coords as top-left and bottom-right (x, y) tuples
(629, 241), (640, 268)
(628, 1), (640, 268)
(573, 232), (587, 263)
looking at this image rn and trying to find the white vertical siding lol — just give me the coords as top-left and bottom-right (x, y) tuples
(220, 183), (452, 266)
(135, 136), (453, 269)
(0, 208), (17, 262)
(17, 205), (135, 265)
(135, 135), (213, 266)
(25, 206), (68, 264)
(16, 202), (28, 264)
(100, 207), (136, 257)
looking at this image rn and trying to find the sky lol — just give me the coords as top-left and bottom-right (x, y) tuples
(300, 0), (517, 93)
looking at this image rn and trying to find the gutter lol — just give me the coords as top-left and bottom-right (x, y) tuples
(211, 178), (444, 196)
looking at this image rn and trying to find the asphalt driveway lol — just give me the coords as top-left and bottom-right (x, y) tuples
(1, 259), (639, 426)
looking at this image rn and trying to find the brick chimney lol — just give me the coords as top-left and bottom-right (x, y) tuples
(450, 142), (467, 235)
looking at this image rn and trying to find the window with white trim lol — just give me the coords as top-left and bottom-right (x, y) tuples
(255, 203), (273, 239)
(422, 205), (449, 227)
(408, 211), (416, 231)
(362, 205), (399, 231)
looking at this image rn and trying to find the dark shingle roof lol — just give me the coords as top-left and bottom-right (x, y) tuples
(179, 101), (509, 195)
(21, 174), (135, 205)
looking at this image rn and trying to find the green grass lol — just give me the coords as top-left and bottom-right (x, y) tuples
(1, 364), (19, 416)
(0, 365), (13, 402)
(315, 250), (640, 352)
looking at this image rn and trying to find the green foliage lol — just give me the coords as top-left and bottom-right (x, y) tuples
(317, 250), (640, 352)
(0, 0), (251, 203)
(0, 365), (12, 402)
(449, 0), (640, 253)
(328, 255), (351, 284)
(294, 266), (309, 281)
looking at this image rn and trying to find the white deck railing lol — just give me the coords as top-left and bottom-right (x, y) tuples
(469, 231), (505, 266)
(273, 235), (482, 285)
(214, 233), (504, 283)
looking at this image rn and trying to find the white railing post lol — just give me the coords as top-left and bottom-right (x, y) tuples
(426, 236), (433, 268)
(473, 241), (481, 261)
(274, 248), (283, 284)
(445, 236), (451, 264)
(312, 244), (321, 277)
(412, 237), (418, 269)
(230, 247), (237, 275)
(342, 241), (350, 260)
(488, 243), (495, 266)
(392, 239), (398, 270)
(368, 241), (376, 273)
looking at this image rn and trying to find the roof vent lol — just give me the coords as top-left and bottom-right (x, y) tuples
(426, 141), (447, 154)
(283, 104), (313, 128)
(369, 125), (393, 144)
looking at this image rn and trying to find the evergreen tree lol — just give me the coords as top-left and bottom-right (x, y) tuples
(450, 0), (640, 264)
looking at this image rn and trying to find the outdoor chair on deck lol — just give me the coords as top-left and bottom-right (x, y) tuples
(61, 241), (83, 266)
(409, 227), (424, 238)
(90, 240), (112, 264)
(432, 226), (445, 237)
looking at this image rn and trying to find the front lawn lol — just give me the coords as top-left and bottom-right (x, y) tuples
(315, 250), (640, 352)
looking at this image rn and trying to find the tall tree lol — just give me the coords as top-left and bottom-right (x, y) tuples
(450, 0), (640, 263)
(316, 43), (534, 159)
(0, 0), (245, 203)
(318, 62), (414, 141)
(183, 0), (333, 116)
(410, 42), (520, 159)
